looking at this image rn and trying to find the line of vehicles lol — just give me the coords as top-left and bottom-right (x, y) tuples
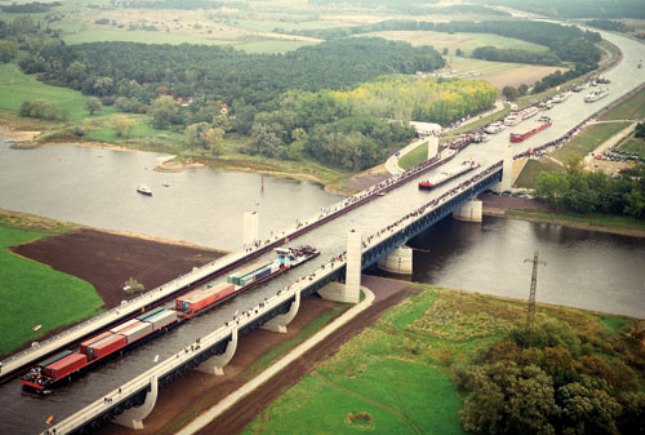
(21, 246), (320, 394)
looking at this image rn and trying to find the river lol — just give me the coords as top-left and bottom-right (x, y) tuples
(1, 141), (643, 319)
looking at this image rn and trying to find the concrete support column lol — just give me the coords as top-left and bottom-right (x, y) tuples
(377, 245), (413, 275)
(427, 136), (439, 160)
(196, 326), (238, 376)
(262, 290), (300, 333)
(318, 230), (361, 303)
(113, 376), (158, 430)
(492, 156), (513, 193)
(242, 211), (259, 246)
(453, 200), (483, 223)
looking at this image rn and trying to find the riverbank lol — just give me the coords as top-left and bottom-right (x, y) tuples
(479, 193), (645, 238)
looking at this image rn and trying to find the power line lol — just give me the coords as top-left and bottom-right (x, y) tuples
(524, 251), (546, 347)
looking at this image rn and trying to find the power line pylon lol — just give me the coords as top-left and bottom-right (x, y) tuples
(524, 251), (546, 347)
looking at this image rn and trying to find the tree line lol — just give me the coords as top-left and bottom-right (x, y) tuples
(455, 319), (644, 434)
(472, 46), (561, 66)
(534, 162), (645, 218)
(285, 19), (602, 93)
(243, 75), (497, 170)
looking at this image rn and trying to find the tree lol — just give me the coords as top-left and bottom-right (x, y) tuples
(502, 85), (519, 101)
(85, 97), (102, 115)
(557, 378), (622, 435)
(518, 84), (529, 96)
(459, 361), (559, 434)
(123, 277), (145, 297)
(149, 95), (181, 129)
(111, 115), (135, 138)
(455, 48), (463, 56)
(185, 122), (224, 153)
(0, 40), (17, 63)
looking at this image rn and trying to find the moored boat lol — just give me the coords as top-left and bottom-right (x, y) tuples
(519, 106), (538, 120)
(584, 88), (609, 103)
(485, 122), (505, 134)
(503, 113), (522, 126)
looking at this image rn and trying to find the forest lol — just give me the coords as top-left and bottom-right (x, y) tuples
(534, 163), (645, 218)
(472, 46), (561, 66)
(455, 320), (644, 434)
(246, 76), (497, 169)
(5, 20), (497, 170)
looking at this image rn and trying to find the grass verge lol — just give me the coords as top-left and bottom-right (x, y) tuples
(514, 158), (565, 189)
(0, 211), (103, 356)
(553, 121), (630, 163)
(599, 86), (645, 121)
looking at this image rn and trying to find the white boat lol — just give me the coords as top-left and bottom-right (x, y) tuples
(584, 88), (609, 103)
(503, 113), (522, 126)
(519, 106), (538, 120)
(550, 92), (570, 103)
(485, 122), (505, 134)
(136, 185), (152, 196)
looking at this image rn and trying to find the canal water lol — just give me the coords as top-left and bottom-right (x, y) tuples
(1, 141), (643, 319)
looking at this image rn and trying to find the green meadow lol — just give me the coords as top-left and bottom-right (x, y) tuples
(365, 30), (549, 56)
(0, 63), (95, 122)
(0, 214), (103, 356)
(244, 283), (641, 434)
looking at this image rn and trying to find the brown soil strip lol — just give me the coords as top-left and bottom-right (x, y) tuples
(11, 229), (224, 310)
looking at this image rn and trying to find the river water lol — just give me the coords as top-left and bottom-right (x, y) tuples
(1, 141), (643, 319)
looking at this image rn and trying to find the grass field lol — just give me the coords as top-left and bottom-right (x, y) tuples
(245, 283), (641, 434)
(599, 87), (645, 121)
(619, 136), (645, 159)
(0, 63), (96, 122)
(398, 142), (429, 170)
(553, 121), (630, 163)
(365, 31), (549, 55)
(514, 159), (565, 189)
(0, 213), (103, 356)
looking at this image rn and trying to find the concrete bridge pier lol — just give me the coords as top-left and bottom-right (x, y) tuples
(427, 136), (439, 160)
(377, 245), (413, 275)
(196, 326), (238, 376)
(113, 376), (158, 430)
(453, 200), (483, 223)
(262, 289), (301, 333)
(243, 211), (259, 246)
(491, 156), (513, 193)
(318, 229), (361, 303)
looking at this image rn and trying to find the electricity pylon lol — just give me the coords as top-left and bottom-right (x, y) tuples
(524, 251), (546, 347)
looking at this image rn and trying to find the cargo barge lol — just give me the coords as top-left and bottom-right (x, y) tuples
(418, 160), (480, 191)
(509, 117), (552, 143)
(21, 246), (319, 394)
